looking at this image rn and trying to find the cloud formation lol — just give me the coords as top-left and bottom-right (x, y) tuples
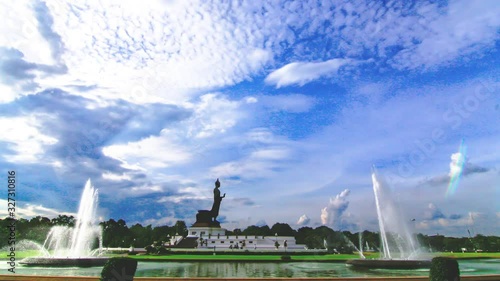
(265, 59), (352, 88)
(449, 151), (466, 179)
(297, 214), (310, 226)
(33, 0), (65, 62)
(321, 189), (350, 228)
(417, 203), (484, 233)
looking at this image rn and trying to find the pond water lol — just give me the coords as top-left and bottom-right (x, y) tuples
(2, 259), (499, 278)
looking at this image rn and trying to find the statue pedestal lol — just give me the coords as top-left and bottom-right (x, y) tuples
(192, 210), (221, 227)
(188, 210), (226, 237)
(188, 226), (226, 238)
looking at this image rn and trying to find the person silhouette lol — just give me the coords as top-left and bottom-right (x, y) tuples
(210, 178), (225, 222)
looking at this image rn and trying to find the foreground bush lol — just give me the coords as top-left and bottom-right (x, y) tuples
(101, 257), (138, 281)
(429, 257), (460, 281)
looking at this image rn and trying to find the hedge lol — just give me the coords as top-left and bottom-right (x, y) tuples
(101, 257), (138, 281)
(429, 257), (460, 281)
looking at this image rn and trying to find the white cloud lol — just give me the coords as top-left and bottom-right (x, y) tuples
(321, 189), (350, 226)
(449, 151), (465, 178)
(1, 0), (497, 108)
(416, 211), (480, 230)
(102, 172), (131, 181)
(0, 115), (58, 163)
(265, 59), (352, 88)
(250, 148), (290, 160)
(102, 129), (191, 170)
(210, 159), (277, 181)
(157, 194), (209, 204)
(0, 2), (55, 65)
(297, 214), (310, 226)
(6, 1), (280, 104)
(0, 84), (20, 104)
(186, 93), (244, 138)
(0, 199), (74, 218)
(424, 203), (446, 220)
(209, 130), (295, 180)
(245, 96), (258, 104)
(390, 0), (500, 69)
(125, 184), (164, 197)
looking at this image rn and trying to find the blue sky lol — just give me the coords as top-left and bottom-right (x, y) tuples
(0, 0), (499, 236)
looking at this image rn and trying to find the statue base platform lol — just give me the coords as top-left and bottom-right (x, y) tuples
(188, 226), (226, 238)
(192, 210), (222, 228)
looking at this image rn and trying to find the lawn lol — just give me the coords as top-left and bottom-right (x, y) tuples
(130, 251), (500, 262)
(434, 252), (500, 259)
(130, 252), (377, 262)
(0, 250), (43, 259)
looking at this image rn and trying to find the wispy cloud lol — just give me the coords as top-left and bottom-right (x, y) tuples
(258, 94), (316, 113)
(33, 0), (65, 62)
(265, 59), (352, 88)
(416, 203), (486, 233)
(390, 0), (500, 70)
(0, 199), (75, 218)
(0, 114), (58, 163)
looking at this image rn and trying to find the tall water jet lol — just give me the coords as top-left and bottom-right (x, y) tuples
(21, 179), (107, 266)
(346, 168), (430, 269)
(70, 178), (100, 257)
(371, 167), (419, 259)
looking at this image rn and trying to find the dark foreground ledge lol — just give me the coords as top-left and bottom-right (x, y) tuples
(1, 275), (500, 281)
(20, 257), (109, 267)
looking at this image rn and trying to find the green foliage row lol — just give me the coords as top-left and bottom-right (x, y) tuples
(0, 215), (75, 248)
(1, 215), (500, 253)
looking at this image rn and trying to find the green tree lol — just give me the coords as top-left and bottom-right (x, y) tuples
(428, 235), (445, 252)
(474, 234), (490, 251)
(100, 219), (131, 247)
(270, 223), (296, 236)
(129, 223), (153, 247)
(174, 220), (188, 237)
(25, 216), (52, 244)
(51, 215), (75, 227)
(304, 234), (323, 249)
(152, 225), (174, 245)
(296, 227), (314, 245)
(242, 225), (272, 236)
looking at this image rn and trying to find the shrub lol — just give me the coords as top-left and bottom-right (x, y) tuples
(156, 246), (170, 255)
(144, 244), (154, 254)
(281, 255), (291, 261)
(101, 257), (138, 281)
(429, 257), (460, 281)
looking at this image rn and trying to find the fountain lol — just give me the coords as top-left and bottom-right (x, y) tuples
(346, 168), (431, 269)
(20, 179), (109, 267)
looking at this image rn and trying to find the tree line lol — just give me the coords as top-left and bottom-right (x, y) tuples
(1, 216), (499, 252)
